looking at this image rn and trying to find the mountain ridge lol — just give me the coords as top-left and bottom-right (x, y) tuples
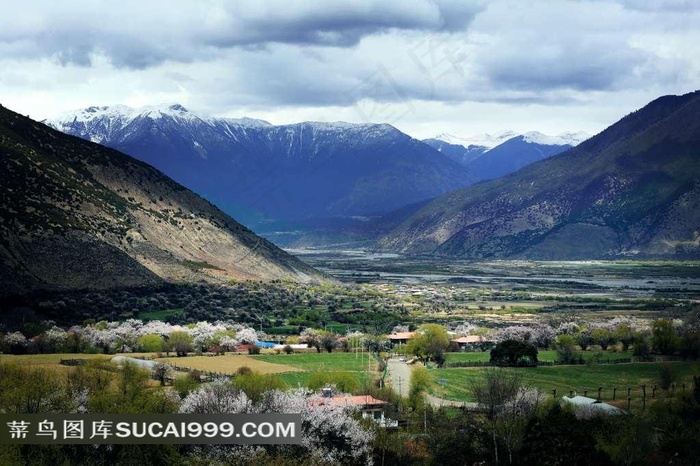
(422, 130), (590, 182)
(0, 104), (326, 295)
(379, 91), (700, 259)
(45, 104), (477, 233)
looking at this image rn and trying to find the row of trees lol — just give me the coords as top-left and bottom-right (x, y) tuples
(399, 316), (700, 367)
(3, 315), (699, 367)
(0, 319), (262, 355)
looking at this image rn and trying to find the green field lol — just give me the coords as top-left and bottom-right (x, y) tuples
(252, 352), (378, 372)
(0, 352), (381, 395)
(429, 361), (700, 409)
(253, 352), (380, 392)
(277, 371), (375, 390)
(445, 350), (634, 364)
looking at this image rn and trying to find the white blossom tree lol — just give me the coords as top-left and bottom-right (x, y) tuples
(260, 388), (375, 465)
(453, 323), (478, 336)
(1, 331), (27, 351)
(189, 321), (227, 351)
(235, 327), (259, 345)
(179, 381), (374, 465)
(219, 336), (238, 351)
(38, 326), (68, 352)
(179, 378), (253, 414)
(391, 325), (409, 334)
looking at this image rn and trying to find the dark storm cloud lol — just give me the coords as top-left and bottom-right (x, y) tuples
(0, 0), (485, 69)
(206, 1), (484, 48)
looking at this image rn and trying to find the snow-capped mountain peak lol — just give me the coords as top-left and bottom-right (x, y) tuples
(462, 130), (520, 149)
(43, 103), (477, 231)
(522, 130), (591, 146)
(432, 132), (472, 146)
(432, 131), (518, 149)
(44, 103), (203, 127)
(45, 104), (400, 133)
(433, 129), (590, 150)
(220, 116), (272, 128)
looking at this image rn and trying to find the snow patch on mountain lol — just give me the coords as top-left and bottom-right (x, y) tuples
(44, 105), (404, 139)
(220, 116), (272, 128)
(555, 131), (591, 146)
(44, 104), (273, 130)
(523, 131), (590, 146)
(433, 131), (519, 149)
(433, 130), (590, 150)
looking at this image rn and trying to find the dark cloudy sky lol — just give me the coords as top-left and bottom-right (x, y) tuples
(1, 0), (698, 138)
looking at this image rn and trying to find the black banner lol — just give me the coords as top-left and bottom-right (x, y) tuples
(0, 414), (301, 445)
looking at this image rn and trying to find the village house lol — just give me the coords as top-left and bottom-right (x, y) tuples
(312, 388), (398, 427)
(387, 331), (415, 346)
(451, 335), (496, 351)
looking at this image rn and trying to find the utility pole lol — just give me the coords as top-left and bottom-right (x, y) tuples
(423, 398), (427, 433)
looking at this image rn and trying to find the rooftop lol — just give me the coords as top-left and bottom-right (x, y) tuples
(311, 394), (388, 408)
(561, 395), (626, 417)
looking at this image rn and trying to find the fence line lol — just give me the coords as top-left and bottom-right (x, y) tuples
(447, 357), (638, 368)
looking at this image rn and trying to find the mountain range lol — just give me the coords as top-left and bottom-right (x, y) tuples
(0, 104), (325, 296)
(423, 130), (590, 181)
(45, 105), (476, 232)
(379, 91), (700, 259)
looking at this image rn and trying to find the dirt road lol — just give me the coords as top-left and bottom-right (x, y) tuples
(386, 358), (477, 408)
(386, 358), (412, 399)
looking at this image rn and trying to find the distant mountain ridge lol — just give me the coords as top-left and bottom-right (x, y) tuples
(429, 130), (589, 150)
(423, 130), (590, 181)
(46, 104), (476, 232)
(0, 104), (326, 296)
(380, 91), (700, 259)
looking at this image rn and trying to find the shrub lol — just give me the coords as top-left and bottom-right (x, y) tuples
(306, 372), (360, 394)
(490, 340), (538, 367)
(232, 373), (285, 403)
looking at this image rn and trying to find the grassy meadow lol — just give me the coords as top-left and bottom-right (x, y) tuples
(252, 352), (378, 372)
(0, 351), (381, 392)
(428, 360), (700, 411)
(444, 350), (635, 364)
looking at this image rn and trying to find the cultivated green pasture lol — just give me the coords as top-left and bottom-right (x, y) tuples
(251, 352), (381, 391)
(276, 371), (375, 390)
(429, 361), (700, 409)
(252, 352), (378, 372)
(444, 350), (634, 364)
